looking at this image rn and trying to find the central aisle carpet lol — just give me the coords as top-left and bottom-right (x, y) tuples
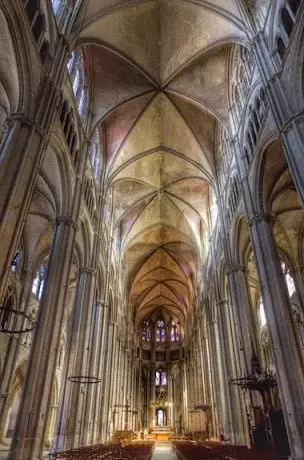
(152, 443), (177, 460)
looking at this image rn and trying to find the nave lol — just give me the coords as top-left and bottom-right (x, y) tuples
(1, 0), (304, 459)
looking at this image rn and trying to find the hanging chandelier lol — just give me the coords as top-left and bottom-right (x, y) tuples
(230, 356), (277, 394)
(230, 371), (277, 393)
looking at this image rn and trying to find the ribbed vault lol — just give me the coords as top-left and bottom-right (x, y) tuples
(78, 0), (246, 327)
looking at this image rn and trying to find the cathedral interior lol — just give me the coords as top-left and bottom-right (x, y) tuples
(0, 0), (304, 459)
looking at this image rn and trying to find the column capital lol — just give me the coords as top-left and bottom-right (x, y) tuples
(280, 109), (304, 135)
(79, 267), (95, 275)
(6, 112), (44, 135)
(216, 298), (228, 307)
(294, 265), (304, 273)
(55, 216), (78, 230)
(227, 264), (247, 275)
(98, 300), (109, 308)
(248, 212), (275, 227)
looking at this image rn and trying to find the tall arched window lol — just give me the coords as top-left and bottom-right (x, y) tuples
(171, 320), (179, 342)
(281, 261), (296, 297)
(259, 296), (267, 327)
(51, 0), (65, 15)
(11, 249), (22, 275)
(32, 265), (46, 300)
(155, 369), (167, 386)
(281, 6), (294, 37)
(142, 319), (151, 342)
(67, 50), (88, 117)
(90, 127), (103, 179)
(156, 319), (166, 342)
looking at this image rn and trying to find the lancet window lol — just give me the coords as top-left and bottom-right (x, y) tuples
(32, 265), (46, 300)
(142, 320), (152, 342)
(281, 261), (296, 297)
(11, 249), (22, 276)
(259, 296), (267, 328)
(67, 50), (88, 117)
(171, 320), (179, 342)
(155, 369), (167, 386)
(156, 319), (166, 342)
(90, 128), (103, 179)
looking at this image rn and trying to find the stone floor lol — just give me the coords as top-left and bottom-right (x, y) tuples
(151, 442), (177, 460)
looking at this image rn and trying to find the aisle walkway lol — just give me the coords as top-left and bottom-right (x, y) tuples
(152, 443), (177, 460)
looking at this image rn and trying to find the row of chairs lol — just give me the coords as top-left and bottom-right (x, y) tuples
(49, 441), (154, 460)
(174, 441), (288, 460)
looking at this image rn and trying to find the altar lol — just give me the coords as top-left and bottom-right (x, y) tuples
(150, 426), (174, 441)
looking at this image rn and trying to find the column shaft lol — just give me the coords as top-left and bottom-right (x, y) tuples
(8, 216), (77, 460)
(249, 214), (304, 458)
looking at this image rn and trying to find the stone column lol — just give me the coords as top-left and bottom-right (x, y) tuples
(0, 37), (69, 302)
(8, 216), (77, 460)
(228, 265), (259, 375)
(180, 360), (187, 431)
(209, 313), (231, 439)
(197, 320), (207, 404)
(90, 300), (109, 443)
(252, 32), (304, 203)
(56, 267), (95, 450)
(0, 268), (33, 441)
(248, 212), (304, 459)
(112, 338), (122, 432)
(167, 364), (173, 427)
(293, 266), (304, 313)
(150, 362), (156, 428)
(85, 300), (104, 444)
(101, 321), (117, 441)
(206, 320), (220, 439)
(217, 299), (248, 444)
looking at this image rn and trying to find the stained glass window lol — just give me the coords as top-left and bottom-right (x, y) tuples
(171, 320), (179, 342)
(142, 320), (151, 342)
(156, 319), (166, 342)
(67, 50), (88, 117)
(156, 369), (167, 386)
(161, 370), (167, 386)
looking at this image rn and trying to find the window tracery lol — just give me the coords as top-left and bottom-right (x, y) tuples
(275, 0), (302, 62)
(216, 126), (232, 191)
(23, 0), (49, 62)
(231, 46), (254, 124)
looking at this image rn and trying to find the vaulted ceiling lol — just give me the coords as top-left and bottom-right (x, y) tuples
(75, 0), (248, 327)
